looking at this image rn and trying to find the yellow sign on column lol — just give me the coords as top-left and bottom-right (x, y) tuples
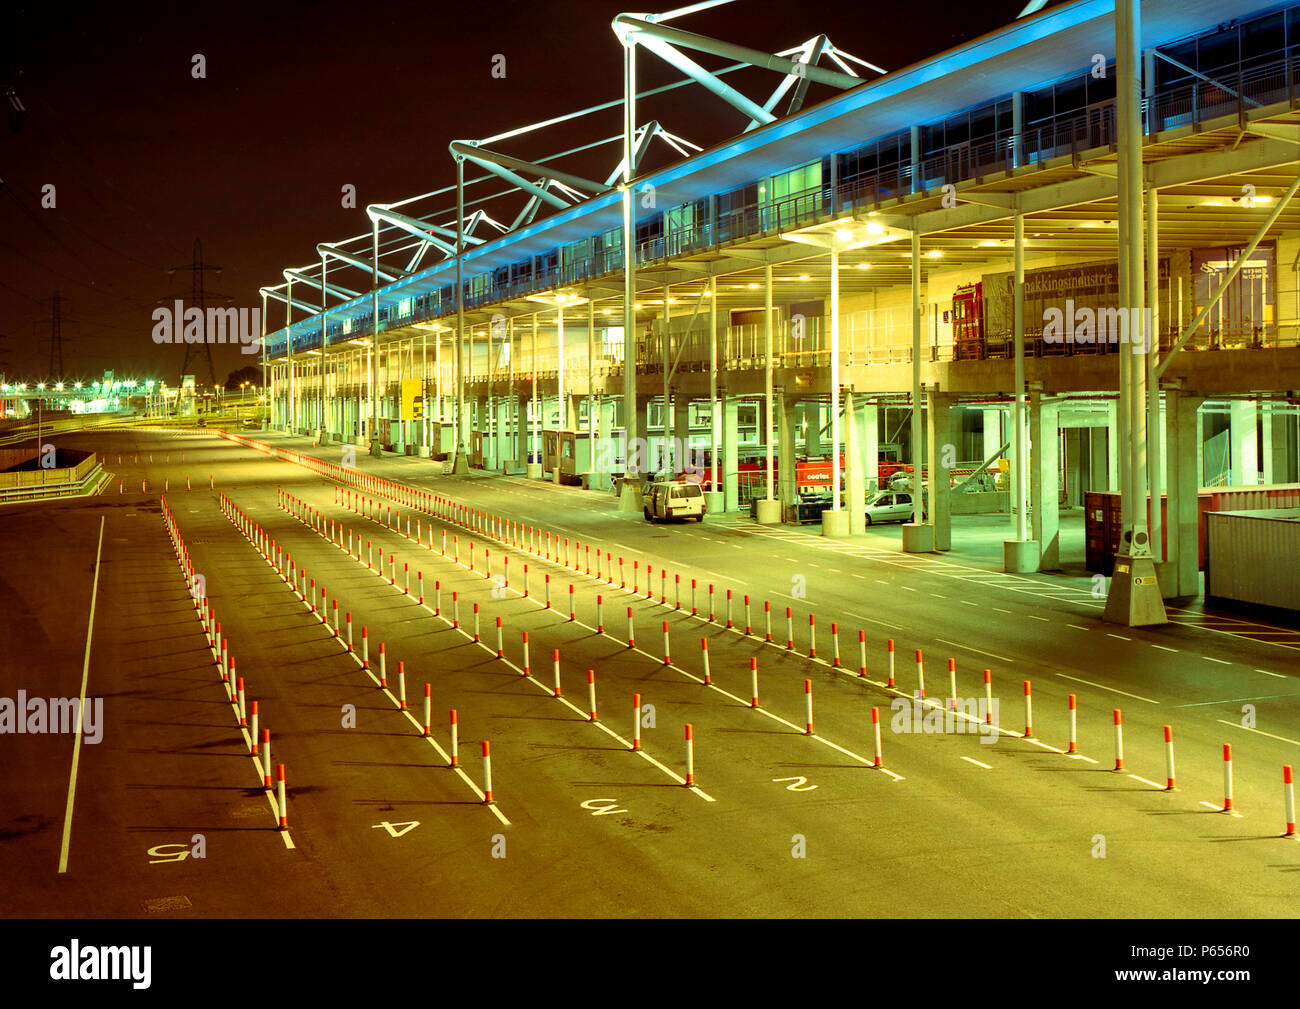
(401, 379), (424, 421)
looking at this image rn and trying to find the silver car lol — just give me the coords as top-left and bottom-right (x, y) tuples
(864, 490), (924, 525)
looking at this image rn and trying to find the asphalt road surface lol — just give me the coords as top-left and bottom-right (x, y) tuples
(2, 427), (1297, 918)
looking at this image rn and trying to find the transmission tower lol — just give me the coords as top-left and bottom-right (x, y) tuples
(163, 237), (227, 387)
(32, 293), (69, 380)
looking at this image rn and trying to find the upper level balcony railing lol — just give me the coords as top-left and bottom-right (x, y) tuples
(266, 42), (1300, 364)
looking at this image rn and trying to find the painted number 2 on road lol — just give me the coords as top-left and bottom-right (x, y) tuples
(772, 776), (818, 791)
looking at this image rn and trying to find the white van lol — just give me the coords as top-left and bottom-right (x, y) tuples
(644, 480), (706, 522)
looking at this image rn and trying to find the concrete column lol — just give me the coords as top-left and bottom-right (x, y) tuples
(1229, 400), (1258, 485)
(927, 390), (953, 552)
(804, 401), (822, 455)
(721, 390), (739, 512)
(673, 395), (691, 473)
(756, 259), (780, 524)
(1263, 402), (1297, 484)
(777, 389), (796, 514)
(982, 408), (1003, 468)
(1029, 393), (1061, 570)
(1084, 424), (1106, 492)
(1164, 390), (1205, 597)
(515, 393), (528, 469)
(862, 402), (879, 493)
(1105, 399), (1119, 490)
(844, 391), (866, 534)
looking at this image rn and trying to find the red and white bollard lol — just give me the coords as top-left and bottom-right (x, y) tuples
(587, 669), (597, 722)
(948, 658), (958, 710)
(700, 638), (711, 684)
(1164, 725), (1176, 790)
(684, 723), (695, 787)
(277, 764), (288, 828)
(262, 730), (271, 788)
(750, 656), (759, 709)
(1067, 693), (1077, 751)
(726, 589), (733, 628)
(569, 584), (576, 622)
(662, 621), (671, 665)
(449, 710), (459, 766)
(1113, 709), (1124, 770)
(785, 607), (793, 649)
(915, 649), (925, 699)
(764, 600), (771, 642)
(831, 622), (840, 667)
(552, 649), (562, 697)
(522, 631), (530, 676)
(362, 627), (369, 668)
(596, 595), (604, 633)
(249, 701), (259, 754)
(473, 602), (480, 642)
(808, 614), (816, 658)
(496, 617), (503, 658)
(887, 639), (895, 687)
(1023, 680), (1032, 738)
(481, 741), (493, 804)
(378, 643), (387, 688)
(1284, 765), (1295, 836)
(632, 693), (642, 751)
(804, 679), (814, 735)
(424, 684), (432, 736)
(397, 661), (407, 709)
(1223, 743), (1234, 812)
(744, 594), (751, 635)
(627, 606), (635, 648)
(985, 669), (994, 725)
(237, 677), (247, 726)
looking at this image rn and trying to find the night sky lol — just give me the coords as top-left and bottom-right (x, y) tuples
(1, 0), (1049, 384)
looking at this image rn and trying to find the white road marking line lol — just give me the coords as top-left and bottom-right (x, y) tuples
(1055, 673), (1159, 705)
(1027, 615), (1049, 622)
(1151, 644), (1178, 653)
(1027, 738), (1064, 753)
(1216, 719), (1300, 748)
(1203, 655), (1231, 665)
(1172, 693), (1300, 709)
(992, 607), (1011, 614)
(960, 600), (978, 606)
(1067, 624), (1090, 631)
(1127, 774), (1163, 789)
(1198, 799), (1243, 818)
(1107, 633), (1131, 641)
(59, 515), (106, 874)
(1068, 753), (1099, 764)
(1257, 669), (1286, 678)
(936, 638), (1010, 663)
(961, 756), (992, 769)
